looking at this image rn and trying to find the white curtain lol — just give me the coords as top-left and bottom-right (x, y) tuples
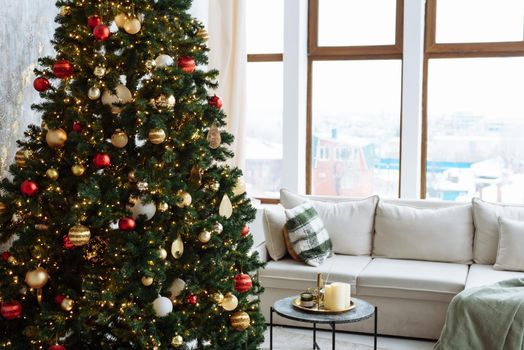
(191, 0), (248, 169)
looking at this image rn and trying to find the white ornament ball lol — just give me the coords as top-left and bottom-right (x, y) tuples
(101, 85), (133, 113)
(155, 54), (174, 68)
(114, 13), (128, 28)
(127, 197), (156, 221)
(214, 223), (223, 234)
(169, 278), (186, 298)
(124, 18), (141, 34)
(153, 296), (173, 317)
(158, 248), (168, 260)
(88, 86), (101, 100)
(222, 293), (239, 311)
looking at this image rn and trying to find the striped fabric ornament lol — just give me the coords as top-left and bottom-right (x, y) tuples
(285, 202), (333, 267)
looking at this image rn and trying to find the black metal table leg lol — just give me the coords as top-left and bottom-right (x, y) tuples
(313, 322), (317, 349)
(332, 322), (336, 350)
(270, 307), (274, 350)
(374, 306), (378, 350)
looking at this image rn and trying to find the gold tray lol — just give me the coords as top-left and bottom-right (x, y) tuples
(292, 298), (356, 314)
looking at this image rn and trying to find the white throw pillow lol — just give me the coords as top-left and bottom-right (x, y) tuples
(280, 189), (378, 256)
(472, 198), (524, 264)
(373, 201), (474, 263)
(494, 217), (524, 272)
(262, 206), (287, 261)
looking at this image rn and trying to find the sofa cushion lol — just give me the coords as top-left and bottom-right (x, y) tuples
(373, 201), (473, 264)
(466, 264), (524, 289)
(495, 217), (524, 272)
(357, 258), (468, 302)
(280, 189), (378, 256)
(284, 202), (333, 267)
(262, 205), (287, 261)
(472, 198), (524, 264)
(259, 255), (372, 292)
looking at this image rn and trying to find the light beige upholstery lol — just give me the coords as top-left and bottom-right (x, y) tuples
(494, 217), (524, 272)
(357, 258), (468, 302)
(262, 205), (287, 261)
(465, 264), (524, 289)
(260, 255), (372, 292)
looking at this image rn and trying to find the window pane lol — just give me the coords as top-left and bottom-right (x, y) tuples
(318, 0), (397, 47)
(311, 60), (402, 197)
(426, 58), (524, 203)
(245, 62), (283, 198)
(436, 0), (524, 43)
(246, 0), (284, 53)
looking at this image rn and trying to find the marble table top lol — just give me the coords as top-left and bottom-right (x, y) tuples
(273, 296), (375, 324)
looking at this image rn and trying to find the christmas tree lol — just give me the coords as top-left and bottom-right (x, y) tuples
(0, 0), (265, 349)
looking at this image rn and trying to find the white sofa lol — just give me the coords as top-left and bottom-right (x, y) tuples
(253, 190), (524, 340)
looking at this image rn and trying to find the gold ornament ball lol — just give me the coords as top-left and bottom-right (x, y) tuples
(197, 28), (209, 41)
(124, 18), (141, 34)
(137, 181), (149, 191)
(46, 128), (68, 149)
(198, 231), (211, 243)
(176, 191), (192, 208)
(230, 311), (251, 331)
(15, 149), (30, 167)
(157, 202), (169, 212)
(71, 164), (85, 177)
(60, 6), (71, 16)
(212, 292), (224, 305)
(158, 248), (168, 260)
(114, 13), (128, 28)
(111, 129), (129, 148)
(61, 297), (74, 311)
(141, 276), (154, 286)
(35, 224), (49, 231)
(46, 168), (59, 181)
(209, 181), (220, 192)
(68, 225), (91, 246)
(145, 59), (156, 70)
(171, 335), (184, 348)
(24, 267), (50, 289)
(88, 86), (101, 100)
(148, 128), (166, 144)
(222, 293), (238, 311)
(94, 66), (106, 78)
(0, 202), (6, 215)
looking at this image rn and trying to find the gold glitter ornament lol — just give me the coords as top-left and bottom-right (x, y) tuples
(71, 164), (85, 177)
(46, 128), (67, 149)
(171, 335), (184, 347)
(149, 95), (176, 111)
(111, 129), (129, 148)
(25, 267), (49, 289)
(157, 202), (169, 212)
(46, 168), (59, 181)
(148, 128), (166, 144)
(68, 225), (91, 246)
(114, 13), (128, 28)
(94, 66), (106, 78)
(61, 297), (74, 311)
(141, 276), (154, 286)
(124, 18), (141, 34)
(212, 292), (224, 304)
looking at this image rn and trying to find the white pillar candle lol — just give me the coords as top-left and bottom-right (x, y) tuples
(331, 282), (347, 311)
(344, 284), (352, 308)
(324, 285), (333, 310)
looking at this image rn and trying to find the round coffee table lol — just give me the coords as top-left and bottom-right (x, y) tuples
(270, 296), (377, 350)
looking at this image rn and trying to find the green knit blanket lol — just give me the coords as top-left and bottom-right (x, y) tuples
(434, 278), (524, 350)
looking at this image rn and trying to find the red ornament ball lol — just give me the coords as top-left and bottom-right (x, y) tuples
(63, 236), (75, 250)
(1, 251), (10, 262)
(72, 122), (83, 133)
(1, 300), (22, 320)
(234, 273), (253, 293)
(93, 153), (111, 168)
(53, 60), (73, 79)
(33, 77), (50, 92)
(21, 180), (38, 196)
(54, 294), (65, 305)
(177, 56), (196, 73)
(93, 24), (110, 41)
(119, 217), (136, 231)
(241, 226), (250, 238)
(48, 345), (67, 350)
(208, 95), (223, 109)
(186, 294), (197, 305)
(87, 15), (102, 29)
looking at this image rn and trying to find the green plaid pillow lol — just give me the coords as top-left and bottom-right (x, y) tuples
(284, 202), (333, 267)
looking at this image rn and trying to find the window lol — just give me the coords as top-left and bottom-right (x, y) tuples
(245, 0), (284, 199)
(308, 0), (403, 197)
(424, 0), (524, 203)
